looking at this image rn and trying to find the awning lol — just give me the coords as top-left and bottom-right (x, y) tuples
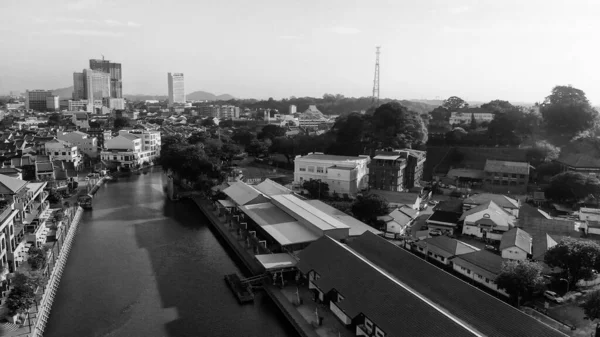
(218, 199), (235, 208)
(255, 253), (298, 271)
(373, 155), (401, 160)
(261, 222), (319, 246)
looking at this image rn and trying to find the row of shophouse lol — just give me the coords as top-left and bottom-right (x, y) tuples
(213, 179), (566, 337)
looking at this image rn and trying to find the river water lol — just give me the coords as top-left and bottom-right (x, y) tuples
(44, 169), (297, 337)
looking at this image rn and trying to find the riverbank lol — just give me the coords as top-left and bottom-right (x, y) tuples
(192, 197), (323, 337)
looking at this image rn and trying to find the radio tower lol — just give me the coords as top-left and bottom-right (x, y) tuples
(372, 46), (381, 105)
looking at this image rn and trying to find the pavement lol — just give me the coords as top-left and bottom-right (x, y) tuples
(279, 285), (354, 337)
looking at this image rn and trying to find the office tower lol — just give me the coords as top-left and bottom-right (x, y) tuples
(289, 104), (297, 115)
(90, 59), (122, 98)
(167, 73), (185, 106)
(46, 95), (60, 111)
(25, 90), (53, 111)
(73, 69), (111, 102)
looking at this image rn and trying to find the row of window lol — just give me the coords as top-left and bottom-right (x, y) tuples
(486, 172), (526, 178)
(485, 180), (525, 186)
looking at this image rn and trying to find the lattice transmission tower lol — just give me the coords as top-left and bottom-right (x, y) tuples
(372, 46), (381, 106)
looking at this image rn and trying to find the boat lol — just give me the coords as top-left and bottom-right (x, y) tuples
(78, 194), (93, 210)
(224, 274), (254, 304)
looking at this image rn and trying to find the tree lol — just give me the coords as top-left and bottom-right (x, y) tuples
(541, 85), (598, 133)
(481, 100), (516, 114)
(258, 125), (286, 140)
(469, 112), (477, 130)
(27, 247), (47, 270)
(188, 131), (207, 145)
(351, 194), (389, 223)
(442, 96), (469, 111)
(545, 237), (600, 286)
(430, 106), (451, 121)
(525, 141), (560, 167)
(370, 102), (428, 149)
(246, 139), (270, 158)
(47, 189), (63, 205)
(545, 171), (600, 203)
(302, 179), (329, 199)
(6, 272), (44, 315)
(48, 113), (62, 126)
(113, 117), (131, 130)
(328, 113), (369, 156)
(582, 290), (600, 321)
(270, 136), (296, 163)
(221, 143), (242, 164)
(231, 128), (256, 147)
(496, 260), (545, 306)
(201, 118), (216, 127)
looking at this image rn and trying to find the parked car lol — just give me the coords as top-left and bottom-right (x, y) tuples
(429, 229), (442, 236)
(544, 290), (564, 303)
(485, 245), (497, 252)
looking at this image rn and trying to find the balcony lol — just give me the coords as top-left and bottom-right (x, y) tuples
(356, 324), (375, 337)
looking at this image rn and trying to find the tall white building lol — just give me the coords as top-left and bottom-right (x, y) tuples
(101, 129), (161, 169)
(289, 104), (297, 115)
(168, 73), (185, 106)
(73, 69), (111, 102)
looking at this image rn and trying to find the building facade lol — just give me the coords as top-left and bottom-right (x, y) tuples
(101, 130), (161, 169)
(86, 128), (112, 149)
(67, 100), (92, 112)
(168, 73), (185, 106)
(89, 59), (123, 98)
(25, 90), (53, 111)
(293, 153), (370, 196)
(289, 105), (297, 115)
(44, 139), (82, 169)
(369, 149), (426, 191)
(45, 95), (60, 111)
(57, 131), (98, 158)
(483, 160), (530, 193)
(449, 111), (494, 125)
(72, 112), (90, 129)
(73, 69), (111, 102)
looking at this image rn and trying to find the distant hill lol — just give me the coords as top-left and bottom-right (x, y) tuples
(51, 86), (74, 99)
(187, 91), (235, 101)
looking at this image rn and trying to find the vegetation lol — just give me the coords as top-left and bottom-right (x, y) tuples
(541, 85), (598, 134)
(113, 117), (131, 130)
(47, 189), (63, 205)
(6, 272), (46, 315)
(351, 194), (389, 224)
(442, 96), (469, 110)
(302, 179), (329, 199)
(582, 290), (600, 321)
(525, 141), (560, 167)
(545, 172), (600, 203)
(27, 247), (47, 270)
(544, 237), (600, 286)
(496, 260), (544, 306)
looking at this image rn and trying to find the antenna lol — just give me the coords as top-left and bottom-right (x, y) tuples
(372, 46), (381, 106)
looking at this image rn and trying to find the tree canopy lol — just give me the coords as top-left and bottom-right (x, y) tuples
(541, 85), (598, 133)
(258, 125), (286, 140)
(442, 96), (469, 111)
(351, 194), (389, 224)
(370, 102), (428, 150)
(525, 141), (560, 167)
(302, 179), (330, 199)
(27, 247), (46, 270)
(496, 260), (544, 305)
(545, 171), (600, 203)
(545, 237), (600, 286)
(113, 117), (131, 130)
(582, 290), (600, 321)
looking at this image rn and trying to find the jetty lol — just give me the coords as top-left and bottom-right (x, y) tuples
(224, 274), (255, 304)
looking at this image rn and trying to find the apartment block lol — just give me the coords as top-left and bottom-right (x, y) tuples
(369, 149), (426, 191)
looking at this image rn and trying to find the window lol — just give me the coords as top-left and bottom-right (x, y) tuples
(520, 174), (525, 179)
(62, 152), (66, 155)
(299, 167), (306, 172)
(375, 328), (385, 337)
(512, 174), (517, 178)
(308, 166), (315, 172)
(485, 278), (490, 283)
(316, 167), (324, 173)
(365, 320), (373, 329)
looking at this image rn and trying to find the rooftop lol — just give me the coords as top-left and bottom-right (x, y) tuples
(555, 153), (600, 169)
(452, 250), (506, 277)
(297, 152), (368, 162)
(223, 181), (269, 206)
(119, 133), (140, 141)
(348, 232), (565, 337)
(305, 199), (382, 237)
(253, 179), (292, 197)
(464, 194), (519, 209)
(484, 160), (530, 175)
(271, 194), (349, 231)
(427, 211), (462, 225)
(499, 228), (532, 254)
(0, 174), (28, 195)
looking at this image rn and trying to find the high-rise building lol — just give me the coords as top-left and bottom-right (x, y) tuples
(289, 104), (297, 115)
(167, 73), (185, 106)
(89, 59), (122, 98)
(73, 69), (111, 102)
(46, 95), (60, 111)
(25, 90), (53, 111)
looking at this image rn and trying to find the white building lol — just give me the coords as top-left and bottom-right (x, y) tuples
(294, 152), (370, 197)
(67, 100), (92, 112)
(449, 111), (494, 125)
(168, 72), (185, 106)
(461, 201), (515, 241)
(451, 251), (509, 297)
(101, 130), (161, 169)
(499, 228), (532, 260)
(289, 104), (297, 115)
(57, 131), (98, 158)
(44, 139), (82, 169)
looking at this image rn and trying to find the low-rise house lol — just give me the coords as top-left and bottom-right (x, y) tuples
(450, 250), (509, 297)
(555, 153), (600, 177)
(72, 112), (90, 129)
(35, 156), (55, 181)
(579, 207), (600, 222)
(483, 160), (530, 193)
(57, 131), (98, 158)
(463, 193), (520, 218)
(499, 228), (532, 260)
(0, 168), (22, 180)
(426, 211), (462, 235)
(378, 206), (418, 238)
(416, 236), (479, 265)
(44, 139), (82, 169)
(461, 201), (515, 241)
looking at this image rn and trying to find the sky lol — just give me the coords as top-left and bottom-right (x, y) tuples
(1, 0), (599, 104)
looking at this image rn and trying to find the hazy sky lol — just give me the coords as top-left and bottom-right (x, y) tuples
(1, 0), (599, 103)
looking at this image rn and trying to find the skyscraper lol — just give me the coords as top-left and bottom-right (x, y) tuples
(89, 59), (122, 98)
(25, 90), (53, 111)
(73, 69), (111, 101)
(167, 73), (185, 106)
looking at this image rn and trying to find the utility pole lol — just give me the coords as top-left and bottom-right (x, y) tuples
(372, 46), (381, 106)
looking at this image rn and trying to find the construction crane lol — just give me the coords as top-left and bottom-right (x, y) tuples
(372, 46), (381, 106)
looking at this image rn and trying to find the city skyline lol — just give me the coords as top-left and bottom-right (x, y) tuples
(1, 0), (600, 104)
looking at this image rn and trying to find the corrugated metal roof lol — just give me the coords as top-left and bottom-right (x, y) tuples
(499, 228), (532, 254)
(484, 160), (530, 175)
(223, 182), (268, 206)
(271, 194), (349, 231)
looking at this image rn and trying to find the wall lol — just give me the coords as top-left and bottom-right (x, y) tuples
(501, 247), (527, 261)
(452, 263), (509, 297)
(330, 302), (352, 325)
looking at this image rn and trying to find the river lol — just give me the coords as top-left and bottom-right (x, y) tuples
(44, 169), (297, 337)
